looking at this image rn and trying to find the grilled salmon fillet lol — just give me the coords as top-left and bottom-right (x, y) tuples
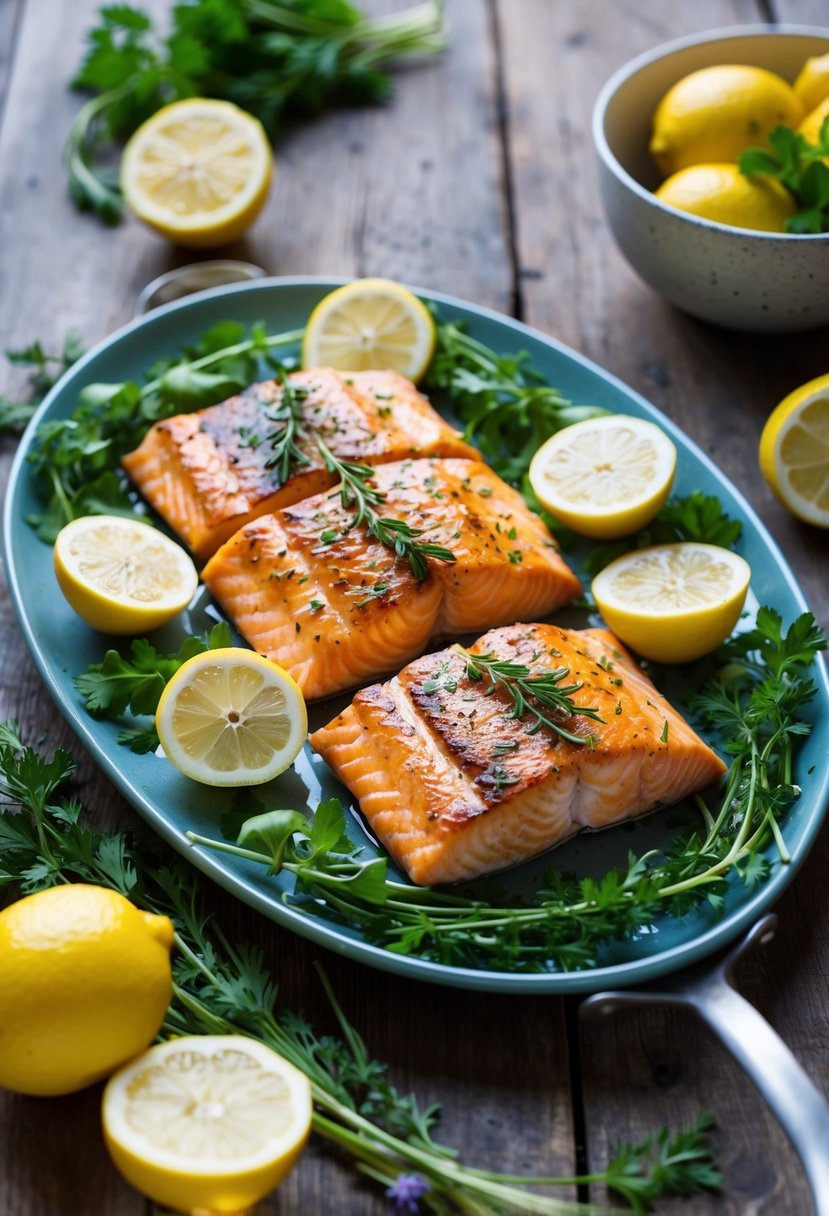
(201, 459), (582, 701)
(310, 623), (726, 885)
(122, 369), (478, 559)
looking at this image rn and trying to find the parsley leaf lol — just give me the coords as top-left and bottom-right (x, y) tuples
(739, 119), (829, 233)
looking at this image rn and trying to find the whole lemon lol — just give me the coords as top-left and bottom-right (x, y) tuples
(0, 884), (173, 1096)
(650, 64), (803, 176)
(655, 163), (797, 232)
(798, 95), (829, 148)
(793, 51), (829, 115)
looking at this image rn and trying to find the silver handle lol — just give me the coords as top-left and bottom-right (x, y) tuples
(581, 916), (829, 1215)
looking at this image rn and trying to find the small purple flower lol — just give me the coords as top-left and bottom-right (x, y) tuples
(386, 1173), (431, 1213)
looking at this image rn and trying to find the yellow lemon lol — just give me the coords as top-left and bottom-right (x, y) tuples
(655, 163), (797, 232)
(528, 415), (676, 539)
(121, 98), (273, 248)
(302, 278), (436, 381)
(793, 51), (829, 114)
(759, 372), (829, 528)
(650, 64), (803, 176)
(592, 543), (751, 664)
(54, 514), (198, 635)
(155, 647), (307, 786)
(0, 884), (173, 1096)
(102, 1036), (312, 1213)
(798, 95), (829, 147)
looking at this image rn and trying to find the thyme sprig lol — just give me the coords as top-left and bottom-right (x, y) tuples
(316, 436), (457, 581)
(263, 369), (312, 483)
(0, 721), (721, 1215)
(455, 646), (604, 747)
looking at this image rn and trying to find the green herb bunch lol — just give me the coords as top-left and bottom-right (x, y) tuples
(0, 721), (721, 1215)
(740, 117), (829, 233)
(68, 0), (446, 223)
(0, 333), (85, 436)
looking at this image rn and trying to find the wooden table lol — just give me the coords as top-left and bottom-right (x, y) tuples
(1, 1), (828, 1212)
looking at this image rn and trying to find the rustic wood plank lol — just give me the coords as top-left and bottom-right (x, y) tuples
(773, 0), (829, 25)
(0, 2), (577, 1213)
(0, 0), (23, 119)
(498, 0), (828, 1211)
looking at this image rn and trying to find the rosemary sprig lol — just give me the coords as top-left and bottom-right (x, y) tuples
(315, 435), (457, 581)
(263, 369), (312, 483)
(455, 646), (604, 747)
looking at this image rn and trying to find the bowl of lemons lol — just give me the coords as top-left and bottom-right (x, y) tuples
(593, 26), (829, 332)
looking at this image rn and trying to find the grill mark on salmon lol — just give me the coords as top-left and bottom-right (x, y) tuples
(122, 369), (478, 560)
(201, 459), (582, 701)
(310, 623), (726, 885)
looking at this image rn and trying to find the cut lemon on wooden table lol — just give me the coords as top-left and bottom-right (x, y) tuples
(302, 278), (436, 381)
(102, 1036), (312, 1214)
(121, 98), (273, 248)
(528, 414), (677, 538)
(53, 514), (198, 634)
(592, 542), (751, 664)
(155, 648), (307, 786)
(759, 373), (829, 528)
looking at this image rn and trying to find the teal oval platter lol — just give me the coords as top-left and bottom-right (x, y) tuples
(4, 276), (828, 993)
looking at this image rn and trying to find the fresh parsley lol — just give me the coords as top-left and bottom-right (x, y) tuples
(739, 118), (829, 233)
(0, 721), (721, 1215)
(0, 332), (85, 436)
(67, 0), (446, 223)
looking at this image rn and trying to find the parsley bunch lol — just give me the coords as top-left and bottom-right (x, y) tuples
(67, 0), (446, 223)
(739, 118), (829, 233)
(0, 720), (721, 1214)
(0, 333), (84, 436)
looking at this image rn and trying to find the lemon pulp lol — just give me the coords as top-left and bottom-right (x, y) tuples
(759, 373), (829, 528)
(155, 648), (307, 786)
(592, 542), (751, 664)
(302, 278), (435, 381)
(103, 1036), (312, 1213)
(53, 515), (198, 634)
(121, 98), (273, 247)
(528, 415), (676, 538)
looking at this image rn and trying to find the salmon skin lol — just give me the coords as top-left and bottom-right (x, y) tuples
(201, 459), (582, 701)
(310, 623), (726, 886)
(122, 369), (478, 560)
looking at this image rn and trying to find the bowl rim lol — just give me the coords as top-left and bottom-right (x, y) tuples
(592, 22), (829, 242)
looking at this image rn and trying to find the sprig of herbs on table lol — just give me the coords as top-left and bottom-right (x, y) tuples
(182, 607), (824, 972)
(67, 0), (446, 224)
(739, 118), (829, 233)
(0, 333), (85, 436)
(0, 720), (721, 1215)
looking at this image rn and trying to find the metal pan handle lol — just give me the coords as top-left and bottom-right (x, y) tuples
(581, 916), (829, 1216)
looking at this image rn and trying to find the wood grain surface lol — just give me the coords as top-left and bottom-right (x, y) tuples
(0, 0), (827, 1213)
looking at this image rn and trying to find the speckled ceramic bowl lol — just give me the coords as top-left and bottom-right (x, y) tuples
(592, 27), (829, 332)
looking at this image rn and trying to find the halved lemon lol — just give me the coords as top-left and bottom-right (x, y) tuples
(121, 98), (273, 248)
(54, 515), (198, 635)
(155, 648), (307, 786)
(528, 415), (677, 539)
(302, 278), (436, 381)
(759, 373), (829, 529)
(592, 542), (751, 664)
(102, 1035), (312, 1214)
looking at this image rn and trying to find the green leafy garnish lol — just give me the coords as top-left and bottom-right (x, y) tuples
(425, 318), (607, 483)
(0, 720), (722, 1214)
(67, 0), (446, 223)
(0, 333), (85, 436)
(739, 118), (829, 233)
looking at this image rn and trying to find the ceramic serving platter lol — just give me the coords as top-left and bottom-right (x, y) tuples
(5, 277), (828, 993)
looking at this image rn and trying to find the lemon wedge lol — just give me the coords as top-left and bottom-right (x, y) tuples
(155, 648), (307, 786)
(121, 98), (273, 247)
(302, 278), (436, 381)
(528, 415), (677, 539)
(759, 373), (829, 528)
(102, 1036), (312, 1214)
(592, 542), (751, 664)
(53, 515), (198, 635)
